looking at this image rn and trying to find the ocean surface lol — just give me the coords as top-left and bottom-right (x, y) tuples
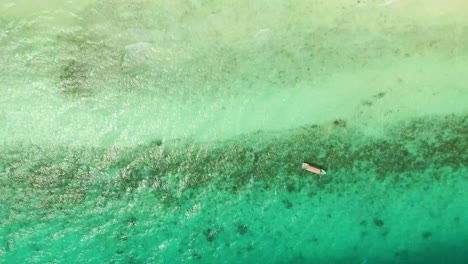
(0, 1), (467, 263)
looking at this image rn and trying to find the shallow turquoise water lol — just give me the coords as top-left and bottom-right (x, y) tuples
(1, 1), (468, 263)
(2, 115), (467, 263)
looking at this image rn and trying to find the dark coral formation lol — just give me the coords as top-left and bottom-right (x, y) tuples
(282, 199), (293, 209)
(333, 119), (347, 128)
(422, 231), (433, 240)
(373, 218), (385, 227)
(0, 114), (467, 222)
(237, 224), (248, 235)
(58, 60), (94, 97)
(203, 226), (224, 242)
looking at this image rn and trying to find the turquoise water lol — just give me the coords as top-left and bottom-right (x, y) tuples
(1, 1), (468, 263)
(2, 116), (468, 263)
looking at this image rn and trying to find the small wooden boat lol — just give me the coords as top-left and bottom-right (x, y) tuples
(302, 162), (327, 175)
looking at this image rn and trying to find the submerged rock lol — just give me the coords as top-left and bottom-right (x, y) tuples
(121, 42), (156, 71)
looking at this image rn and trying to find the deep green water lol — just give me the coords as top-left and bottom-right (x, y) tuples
(1, 1), (468, 263)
